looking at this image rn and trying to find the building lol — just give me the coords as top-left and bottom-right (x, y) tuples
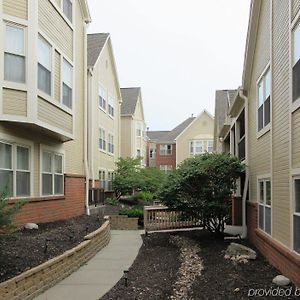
(0, 0), (91, 223)
(215, 0), (300, 286)
(120, 87), (147, 165)
(87, 33), (122, 192)
(147, 111), (214, 172)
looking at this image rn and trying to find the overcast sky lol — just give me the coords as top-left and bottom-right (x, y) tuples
(87, 0), (251, 131)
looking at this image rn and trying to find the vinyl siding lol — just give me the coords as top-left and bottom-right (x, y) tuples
(37, 97), (72, 133)
(292, 108), (300, 169)
(3, 0), (28, 20)
(54, 50), (61, 102)
(3, 88), (27, 116)
(271, 0), (290, 247)
(121, 117), (133, 158)
(38, 0), (73, 60)
(292, 0), (300, 21)
(248, 0), (271, 202)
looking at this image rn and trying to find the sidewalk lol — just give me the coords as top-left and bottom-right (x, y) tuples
(35, 230), (143, 300)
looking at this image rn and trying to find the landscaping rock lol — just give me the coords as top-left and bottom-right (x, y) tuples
(272, 275), (291, 287)
(24, 223), (39, 230)
(225, 242), (257, 261)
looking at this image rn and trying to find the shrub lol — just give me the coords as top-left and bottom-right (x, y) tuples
(119, 205), (144, 219)
(105, 197), (119, 206)
(132, 191), (154, 202)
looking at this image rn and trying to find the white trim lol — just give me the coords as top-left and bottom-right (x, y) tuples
(49, 0), (74, 30)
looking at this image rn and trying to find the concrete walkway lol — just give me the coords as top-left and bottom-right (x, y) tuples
(35, 230), (143, 300)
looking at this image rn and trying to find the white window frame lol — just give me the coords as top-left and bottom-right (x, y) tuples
(0, 140), (32, 198)
(62, 0), (73, 23)
(293, 176), (300, 254)
(149, 148), (156, 159)
(136, 123), (142, 137)
(108, 133), (114, 154)
(99, 169), (106, 190)
(98, 84), (107, 111)
(4, 23), (26, 84)
(62, 58), (73, 109)
(160, 165), (173, 174)
(190, 139), (214, 155)
(108, 94), (114, 117)
(292, 19), (300, 111)
(160, 144), (172, 156)
(107, 171), (113, 191)
(99, 128), (106, 151)
(41, 150), (64, 196)
(136, 148), (141, 158)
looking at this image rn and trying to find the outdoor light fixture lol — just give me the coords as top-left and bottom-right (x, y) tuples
(219, 137), (224, 143)
(123, 270), (129, 287)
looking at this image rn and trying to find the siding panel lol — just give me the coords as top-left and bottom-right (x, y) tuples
(292, 0), (300, 21)
(37, 97), (72, 133)
(38, 0), (73, 60)
(3, 0), (28, 20)
(3, 88), (27, 116)
(54, 50), (61, 102)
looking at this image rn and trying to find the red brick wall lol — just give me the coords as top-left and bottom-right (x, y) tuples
(14, 175), (86, 225)
(155, 143), (176, 169)
(247, 202), (300, 286)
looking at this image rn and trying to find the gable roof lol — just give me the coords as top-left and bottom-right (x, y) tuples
(120, 88), (141, 116)
(147, 131), (170, 141)
(87, 33), (109, 68)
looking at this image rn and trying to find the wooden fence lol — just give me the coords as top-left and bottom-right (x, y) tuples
(144, 205), (203, 233)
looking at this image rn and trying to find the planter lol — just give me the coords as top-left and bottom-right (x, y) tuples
(0, 221), (110, 300)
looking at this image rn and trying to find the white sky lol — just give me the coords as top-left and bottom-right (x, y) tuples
(87, 0), (251, 130)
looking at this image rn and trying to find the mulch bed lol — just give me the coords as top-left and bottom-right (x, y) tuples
(0, 214), (103, 283)
(101, 230), (298, 300)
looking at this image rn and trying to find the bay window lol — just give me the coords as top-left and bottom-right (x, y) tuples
(258, 179), (271, 235)
(4, 24), (25, 83)
(38, 36), (52, 95)
(62, 59), (73, 109)
(293, 178), (300, 254)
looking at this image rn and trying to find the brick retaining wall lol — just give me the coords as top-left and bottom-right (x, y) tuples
(0, 221), (110, 300)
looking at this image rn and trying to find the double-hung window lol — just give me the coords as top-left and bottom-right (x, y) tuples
(258, 179), (271, 235)
(63, 0), (72, 22)
(293, 22), (300, 102)
(293, 177), (300, 253)
(207, 140), (214, 153)
(160, 165), (173, 175)
(62, 59), (73, 109)
(107, 172), (113, 191)
(136, 123), (141, 137)
(99, 170), (105, 189)
(4, 24), (25, 83)
(99, 128), (106, 151)
(190, 140), (203, 154)
(257, 68), (271, 132)
(38, 36), (52, 95)
(42, 151), (63, 196)
(108, 134), (114, 154)
(0, 142), (30, 197)
(160, 144), (172, 156)
(136, 149), (141, 158)
(108, 95), (114, 117)
(99, 86), (106, 110)
(149, 148), (156, 159)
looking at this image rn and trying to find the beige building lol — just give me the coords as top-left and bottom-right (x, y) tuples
(87, 33), (122, 191)
(215, 0), (300, 286)
(0, 0), (91, 223)
(120, 87), (147, 165)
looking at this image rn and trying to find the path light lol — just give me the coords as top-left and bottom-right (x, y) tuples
(44, 238), (51, 254)
(123, 270), (129, 287)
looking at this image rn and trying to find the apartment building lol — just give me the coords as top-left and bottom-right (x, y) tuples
(0, 0), (91, 224)
(87, 33), (121, 192)
(120, 87), (147, 165)
(215, 0), (300, 285)
(147, 111), (214, 172)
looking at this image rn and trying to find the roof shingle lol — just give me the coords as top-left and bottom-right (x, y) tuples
(120, 88), (141, 116)
(87, 33), (109, 68)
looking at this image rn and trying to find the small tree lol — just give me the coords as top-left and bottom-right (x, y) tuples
(160, 153), (245, 235)
(139, 167), (167, 195)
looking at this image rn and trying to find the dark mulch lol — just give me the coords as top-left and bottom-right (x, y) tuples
(0, 214), (103, 283)
(101, 230), (298, 300)
(101, 232), (181, 300)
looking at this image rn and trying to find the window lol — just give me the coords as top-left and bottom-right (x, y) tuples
(107, 172), (113, 191)
(160, 144), (172, 155)
(149, 148), (156, 159)
(293, 178), (300, 253)
(257, 68), (271, 131)
(4, 24), (25, 83)
(38, 36), (52, 95)
(190, 140), (214, 154)
(99, 128), (106, 151)
(136, 123), (141, 137)
(160, 165), (173, 174)
(258, 179), (271, 235)
(42, 151), (63, 196)
(99, 170), (105, 189)
(0, 142), (30, 197)
(108, 95), (114, 117)
(108, 134), (114, 154)
(63, 0), (72, 22)
(207, 141), (214, 153)
(293, 22), (300, 102)
(99, 86), (106, 110)
(137, 149), (141, 157)
(62, 59), (73, 108)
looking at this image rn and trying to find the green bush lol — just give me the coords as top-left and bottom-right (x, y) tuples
(119, 205), (144, 219)
(105, 197), (119, 206)
(133, 191), (154, 202)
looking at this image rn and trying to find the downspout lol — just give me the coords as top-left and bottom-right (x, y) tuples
(238, 87), (249, 239)
(84, 22), (90, 215)
(88, 70), (95, 187)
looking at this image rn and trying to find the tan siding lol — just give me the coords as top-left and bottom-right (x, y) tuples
(3, 0), (28, 20)
(292, 108), (300, 169)
(37, 97), (72, 133)
(271, 0), (290, 247)
(3, 88), (27, 116)
(54, 50), (61, 102)
(121, 117), (133, 158)
(38, 0), (73, 60)
(292, 0), (300, 21)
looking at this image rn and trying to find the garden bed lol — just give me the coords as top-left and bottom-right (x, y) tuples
(101, 230), (298, 300)
(0, 214), (103, 283)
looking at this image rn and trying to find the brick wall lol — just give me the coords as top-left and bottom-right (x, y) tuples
(14, 175), (86, 225)
(155, 143), (176, 169)
(0, 221), (110, 300)
(247, 202), (300, 286)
